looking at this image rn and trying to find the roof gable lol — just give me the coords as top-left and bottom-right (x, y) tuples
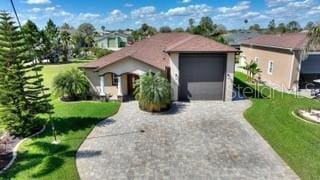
(84, 33), (238, 71)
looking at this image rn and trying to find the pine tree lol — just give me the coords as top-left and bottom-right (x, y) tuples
(0, 11), (53, 136)
(44, 19), (60, 63)
(21, 20), (41, 61)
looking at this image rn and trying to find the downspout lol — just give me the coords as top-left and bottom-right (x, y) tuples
(288, 49), (295, 90)
(296, 51), (303, 91)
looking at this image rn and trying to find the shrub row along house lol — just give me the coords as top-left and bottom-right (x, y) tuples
(240, 33), (320, 90)
(82, 33), (239, 101)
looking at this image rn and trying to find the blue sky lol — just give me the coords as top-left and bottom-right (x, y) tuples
(0, 0), (319, 30)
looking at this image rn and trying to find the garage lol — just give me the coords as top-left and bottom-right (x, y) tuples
(178, 53), (226, 101)
(300, 54), (320, 88)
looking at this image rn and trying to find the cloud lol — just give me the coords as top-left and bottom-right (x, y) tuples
(45, 7), (56, 11)
(124, 3), (134, 7)
(287, 0), (313, 8)
(79, 13), (100, 19)
(218, 1), (250, 14)
(28, 7), (41, 13)
(265, 0), (294, 7)
(165, 4), (212, 16)
(181, 0), (192, 3)
(105, 9), (128, 23)
(25, 0), (51, 4)
(53, 10), (73, 17)
(308, 6), (320, 15)
(131, 6), (156, 18)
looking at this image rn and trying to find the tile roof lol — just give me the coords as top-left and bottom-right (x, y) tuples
(83, 33), (239, 71)
(241, 33), (308, 50)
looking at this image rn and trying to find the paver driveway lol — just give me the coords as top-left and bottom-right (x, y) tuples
(77, 100), (298, 180)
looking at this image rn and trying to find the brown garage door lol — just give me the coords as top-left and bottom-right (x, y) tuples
(178, 53), (226, 101)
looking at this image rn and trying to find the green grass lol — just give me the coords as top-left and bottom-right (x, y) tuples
(235, 72), (320, 179)
(1, 60), (120, 179)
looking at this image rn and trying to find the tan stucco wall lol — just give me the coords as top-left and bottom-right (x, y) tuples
(170, 53), (179, 101)
(84, 57), (162, 99)
(84, 69), (120, 98)
(225, 53), (235, 101)
(169, 53), (235, 101)
(83, 68), (100, 94)
(240, 45), (298, 89)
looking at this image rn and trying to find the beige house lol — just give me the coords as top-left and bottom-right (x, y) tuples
(240, 33), (320, 90)
(82, 33), (239, 101)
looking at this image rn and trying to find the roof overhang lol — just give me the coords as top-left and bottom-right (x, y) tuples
(82, 55), (165, 73)
(165, 50), (240, 53)
(241, 43), (299, 52)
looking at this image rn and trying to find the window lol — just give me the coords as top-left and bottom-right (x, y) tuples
(119, 41), (126, 48)
(268, 61), (273, 74)
(112, 73), (118, 86)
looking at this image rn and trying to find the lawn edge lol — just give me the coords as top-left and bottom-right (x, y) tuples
(0, 125), (46, 174)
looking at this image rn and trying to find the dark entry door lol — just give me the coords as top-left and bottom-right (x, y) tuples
(178, 53), (226, 101)
(127, 74), (139, 96)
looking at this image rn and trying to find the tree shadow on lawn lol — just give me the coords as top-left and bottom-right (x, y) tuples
(2, 142), (68, 178)
(2, 116), (109, 179)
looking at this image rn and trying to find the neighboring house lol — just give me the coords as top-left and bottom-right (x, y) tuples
(240, 33), (320, 90)
(224, 31), (260, 49)
(95, 32), (129, 51)
(82, 33), (239, 101)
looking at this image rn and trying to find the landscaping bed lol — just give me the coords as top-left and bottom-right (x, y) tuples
(295, 109), (320, 124)
(0, 61), (120, 179)
(0, 135), (21, 171)
(235, 72), (320, 179)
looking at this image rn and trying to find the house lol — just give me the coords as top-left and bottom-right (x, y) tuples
(224, 31), (260, 49)
(240, 33), (320, 90)
(94, 32), (129, 51)
(82, 33), (239, 101)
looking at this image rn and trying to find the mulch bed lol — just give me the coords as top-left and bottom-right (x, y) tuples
(0, 134), (22, 171)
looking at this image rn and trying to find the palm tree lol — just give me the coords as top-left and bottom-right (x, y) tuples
(134, 72), (171, 112)
(53, 68), (90, 101)
(306, 24), (320, 52)
(60, 30), (71, 62)
(242, 60), (261, 82)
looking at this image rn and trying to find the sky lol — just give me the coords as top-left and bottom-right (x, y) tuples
(0, 0), (319, 30)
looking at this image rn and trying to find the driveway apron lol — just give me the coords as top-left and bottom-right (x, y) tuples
(76, 100), (299, 180)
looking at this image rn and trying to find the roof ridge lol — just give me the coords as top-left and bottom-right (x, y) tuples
(164, 35), (195, 52)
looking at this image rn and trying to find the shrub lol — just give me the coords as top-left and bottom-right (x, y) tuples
(53, 68), (90, 101)
(90, 47), (113, 58)
(134, 72), (171, 112)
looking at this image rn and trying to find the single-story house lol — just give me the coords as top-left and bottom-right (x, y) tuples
(240, 33), (320, 90)
(223, 31), (260, 49)
(83, 33), (239, 101)
(95, 32), (129, 51)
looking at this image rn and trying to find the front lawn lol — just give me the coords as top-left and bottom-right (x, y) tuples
(235, 72), (320, 179)
(1, 60), (120, 179)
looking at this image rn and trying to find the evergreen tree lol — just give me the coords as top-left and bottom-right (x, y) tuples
(0, 12), (53, 136)
(60, 30), (71, 62)
(286, 21), (301, 32)
(159, 26), (172, 33)
(268, 19), (276, 33)
(277, 23), (287, 33)
(21, 20), (41, 61)
(44, 19), (60, 63)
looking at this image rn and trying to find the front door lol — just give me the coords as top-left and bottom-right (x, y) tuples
(127, 74), (139, 97)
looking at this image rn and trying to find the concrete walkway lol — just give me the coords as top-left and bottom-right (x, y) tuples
(76, 100), (299, 180)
